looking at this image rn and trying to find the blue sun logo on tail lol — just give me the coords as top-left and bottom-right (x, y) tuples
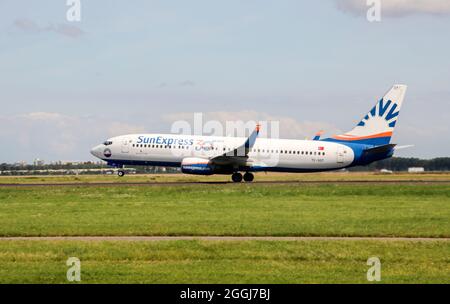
(357, 99), (400, 128)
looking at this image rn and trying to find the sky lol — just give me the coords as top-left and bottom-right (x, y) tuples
(0, 0), (449, 163)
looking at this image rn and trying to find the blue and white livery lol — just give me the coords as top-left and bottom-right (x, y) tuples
(91, 85), (409, 182)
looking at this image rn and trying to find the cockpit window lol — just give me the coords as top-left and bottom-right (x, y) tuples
(103, 141), (113, 146)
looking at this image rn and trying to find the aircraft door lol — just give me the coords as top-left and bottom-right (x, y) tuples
(122, 139), (129, 153)
(337, 146), (345, 163)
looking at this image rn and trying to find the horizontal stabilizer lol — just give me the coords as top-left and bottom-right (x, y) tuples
(363, 144), (396, 156)
(394, 145), (414, 150)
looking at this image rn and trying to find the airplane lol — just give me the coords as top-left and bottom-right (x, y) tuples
(91, 85), (408, 182)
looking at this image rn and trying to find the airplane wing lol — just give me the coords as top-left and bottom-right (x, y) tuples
(210, 124), (260, 166)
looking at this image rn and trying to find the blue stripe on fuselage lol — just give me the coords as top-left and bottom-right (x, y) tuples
(326, 141), (395, 167)
(322, 136), (391, 146)
(105, 159), (181, 167)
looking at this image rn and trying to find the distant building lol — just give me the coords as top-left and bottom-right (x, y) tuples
(14, 161), (27, 167)
(408, 167), (425, 173)
(60, 161), (82, 165)
(33, 158), (45, 166)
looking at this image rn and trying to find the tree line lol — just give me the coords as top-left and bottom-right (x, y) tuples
(1, 157), (450, 173)
(348, 157), (450, 172)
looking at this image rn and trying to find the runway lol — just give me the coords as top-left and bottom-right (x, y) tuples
(0, 236), (448, 242)
(1, 180), (450, 187)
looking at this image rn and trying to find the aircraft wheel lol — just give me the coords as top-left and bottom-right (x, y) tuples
(243, 172), (254, 182)
(118, 170), (125, 177)
(231, 172), (243, 183)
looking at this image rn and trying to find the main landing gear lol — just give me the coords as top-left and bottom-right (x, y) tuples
(243, 172), (254, 182)
(231, 172), (242, 183)
(118, 170), (125, 177)
(231, 172), (254, 183)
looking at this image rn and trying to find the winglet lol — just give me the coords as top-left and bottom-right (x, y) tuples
(236, 123), (260, 157)
(313, 130), (324, 141)
(216, 123), (262, 158)
(245, 123), (260, 149)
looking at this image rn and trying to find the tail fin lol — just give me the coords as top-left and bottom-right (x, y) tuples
(331, 84), (407, 146)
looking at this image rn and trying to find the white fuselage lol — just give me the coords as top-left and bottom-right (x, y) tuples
(91, 134), (355, 173)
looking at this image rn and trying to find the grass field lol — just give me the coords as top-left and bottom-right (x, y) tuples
(0, 173), (449, 283)
(0, 182), (449, 237)
(0, 240), (448, 283)
(1, 172), (450, 184)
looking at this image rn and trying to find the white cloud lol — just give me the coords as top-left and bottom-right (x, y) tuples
(179, 80), (196, 87)
(13, 18), (85, 38)
(335, 0), (450, 17)
(0, 112), (145, 162)
(162, 111), (342, 139)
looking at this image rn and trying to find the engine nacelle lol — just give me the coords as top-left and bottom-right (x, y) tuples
(181, 157), (214, 175)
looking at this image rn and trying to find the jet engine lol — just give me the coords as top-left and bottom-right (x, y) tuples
(181, 157), (214, 175)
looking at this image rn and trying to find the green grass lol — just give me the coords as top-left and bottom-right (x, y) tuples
(1, 172), (450, 184)
(0, 240), (448, 283)
(1, 179), (449, 284)
(0, 183), (449, 237)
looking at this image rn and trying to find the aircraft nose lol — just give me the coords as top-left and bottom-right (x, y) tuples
(90, 145), (103, 158)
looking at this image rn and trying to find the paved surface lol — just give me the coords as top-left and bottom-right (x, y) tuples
(1, 180), (450, 187)
(0, 236), (448, 242)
